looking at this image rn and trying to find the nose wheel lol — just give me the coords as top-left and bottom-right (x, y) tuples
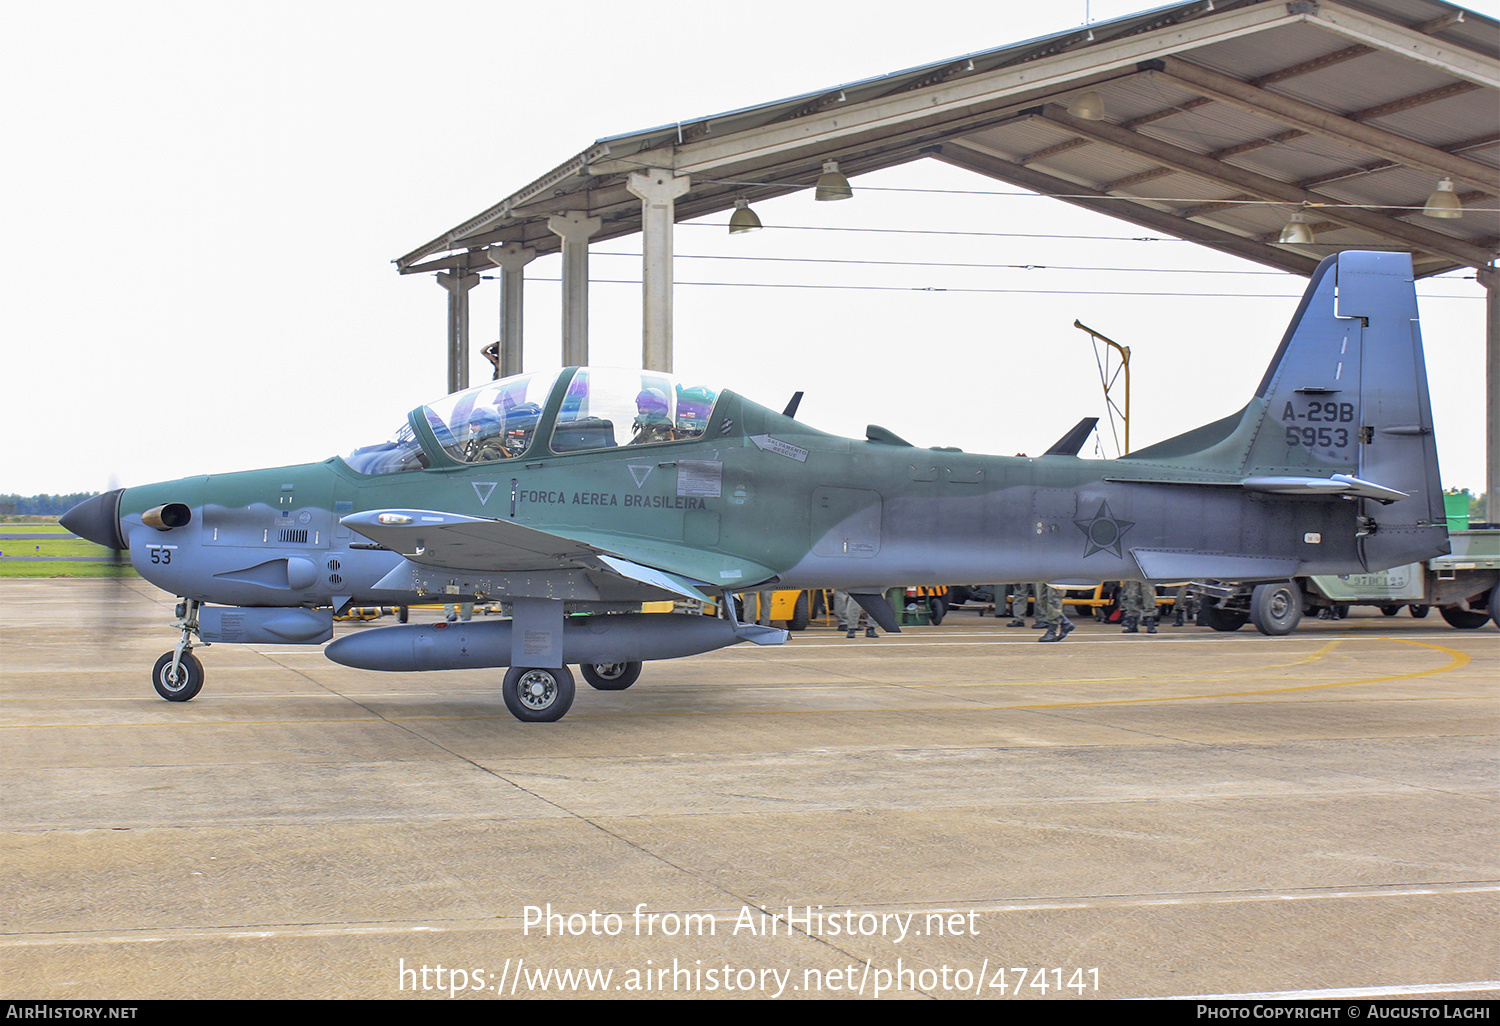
(153, 598), (208, 702)
(153, 650), (204, 701)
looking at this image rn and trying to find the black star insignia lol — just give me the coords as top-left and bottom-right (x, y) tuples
(1074, 499), (1134, 558)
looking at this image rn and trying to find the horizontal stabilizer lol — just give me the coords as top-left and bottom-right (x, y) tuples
(1241, 474), (1409, 503)
(1044, 417), (1099, 457)
(1133, 550), (1299, 582)
(1103, 473), (1408, 504)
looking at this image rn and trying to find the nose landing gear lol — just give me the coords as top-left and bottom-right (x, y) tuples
(153, 599), (208, 701)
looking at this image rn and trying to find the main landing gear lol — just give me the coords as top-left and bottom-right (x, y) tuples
(503, 666), (576, 722)
(153, 599), (208, 701)
(580, 661), (643, 691)
(501, 662), (645, 722)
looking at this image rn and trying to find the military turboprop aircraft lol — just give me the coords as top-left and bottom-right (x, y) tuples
(63, 251), (1449, 722)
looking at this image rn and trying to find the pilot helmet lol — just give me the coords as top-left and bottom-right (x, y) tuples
(635, 388), (670, 425)
(467, 406), (502, 438)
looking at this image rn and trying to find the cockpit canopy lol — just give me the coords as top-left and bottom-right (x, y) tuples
(422, 371), (555, 464)
(344, 368), (722, 476)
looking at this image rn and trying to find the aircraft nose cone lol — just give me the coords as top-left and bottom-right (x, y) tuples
(59, 489), (127, 551)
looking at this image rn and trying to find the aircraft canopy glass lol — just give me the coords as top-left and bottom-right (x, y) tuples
(421, 371), (558, 464)
(551, 368), (718, 454)
(343, 368), (722, 474)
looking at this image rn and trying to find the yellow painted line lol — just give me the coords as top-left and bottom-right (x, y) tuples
(986, 638), (1472, 711)
(583, 638), (1477, 718)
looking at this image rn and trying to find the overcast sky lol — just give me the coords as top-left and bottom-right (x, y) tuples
(3, 0), (1494, 496)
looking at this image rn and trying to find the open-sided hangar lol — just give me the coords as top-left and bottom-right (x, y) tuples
(397, 0), (1499, 512)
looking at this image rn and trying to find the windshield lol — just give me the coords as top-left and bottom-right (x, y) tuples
(344, 423), (429, 475)
(551, 368), (719, 453)
(421, 371), (558, 463)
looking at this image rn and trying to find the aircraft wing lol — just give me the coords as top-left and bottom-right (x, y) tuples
(340, 509), (775, 601)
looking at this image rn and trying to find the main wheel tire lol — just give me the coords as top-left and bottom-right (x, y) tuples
(1200, 603), (1248, 632)
(1250, 581), (1303, 636)
(1380, 605), (1401, 617)
(152, 651), (204, 702)
(1440, 605), (1491, 630)
(503, 665), (576, 722)
(580, 661), (642, 691)
(788, 591), (811, 631)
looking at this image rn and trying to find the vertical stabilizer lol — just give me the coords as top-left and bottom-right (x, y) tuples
(1124, 251), (1448, 569)
(1248, 251), (1447, 566)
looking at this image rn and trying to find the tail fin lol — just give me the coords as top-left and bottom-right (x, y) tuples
(1124, 250), (1447, 567)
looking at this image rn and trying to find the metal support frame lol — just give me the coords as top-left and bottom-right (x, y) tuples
(934, 141), (1322, 275)
(547, 211), (602, 367)
(626, 170), (691, 372)
(170, 598), (203, 678)
(1075, 320), (1131, 456)
(1481, 265), (1499, 524)
(486, 242), (537, 379)
(437, 266), (479, 394)
(1155, 58), (1499, 195)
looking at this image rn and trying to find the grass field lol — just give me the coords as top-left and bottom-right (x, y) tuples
(0, 519), (136, 578)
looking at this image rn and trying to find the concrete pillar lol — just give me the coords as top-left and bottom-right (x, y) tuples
(547, 212), (602, 367)
(437, 266), (479, 394)
(1480, 266), (1499, 525)
(485, 242), (537, 379)
(626, 170), (691, 372)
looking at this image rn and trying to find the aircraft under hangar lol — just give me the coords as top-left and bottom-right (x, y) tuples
(396, 0), (1499, 514)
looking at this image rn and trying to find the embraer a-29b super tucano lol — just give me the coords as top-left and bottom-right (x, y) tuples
(63, 252), (1450, 722)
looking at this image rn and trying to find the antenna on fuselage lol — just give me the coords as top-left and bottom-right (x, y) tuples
(782, 392), (804, 419)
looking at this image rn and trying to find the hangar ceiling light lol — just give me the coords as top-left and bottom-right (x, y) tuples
(1424, 177), (1465, 218)
(814, 161), (853, 202)
(728, 198), (763, 234)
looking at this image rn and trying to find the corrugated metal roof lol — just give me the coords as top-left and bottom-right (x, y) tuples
(399, 0), (1498, 279)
